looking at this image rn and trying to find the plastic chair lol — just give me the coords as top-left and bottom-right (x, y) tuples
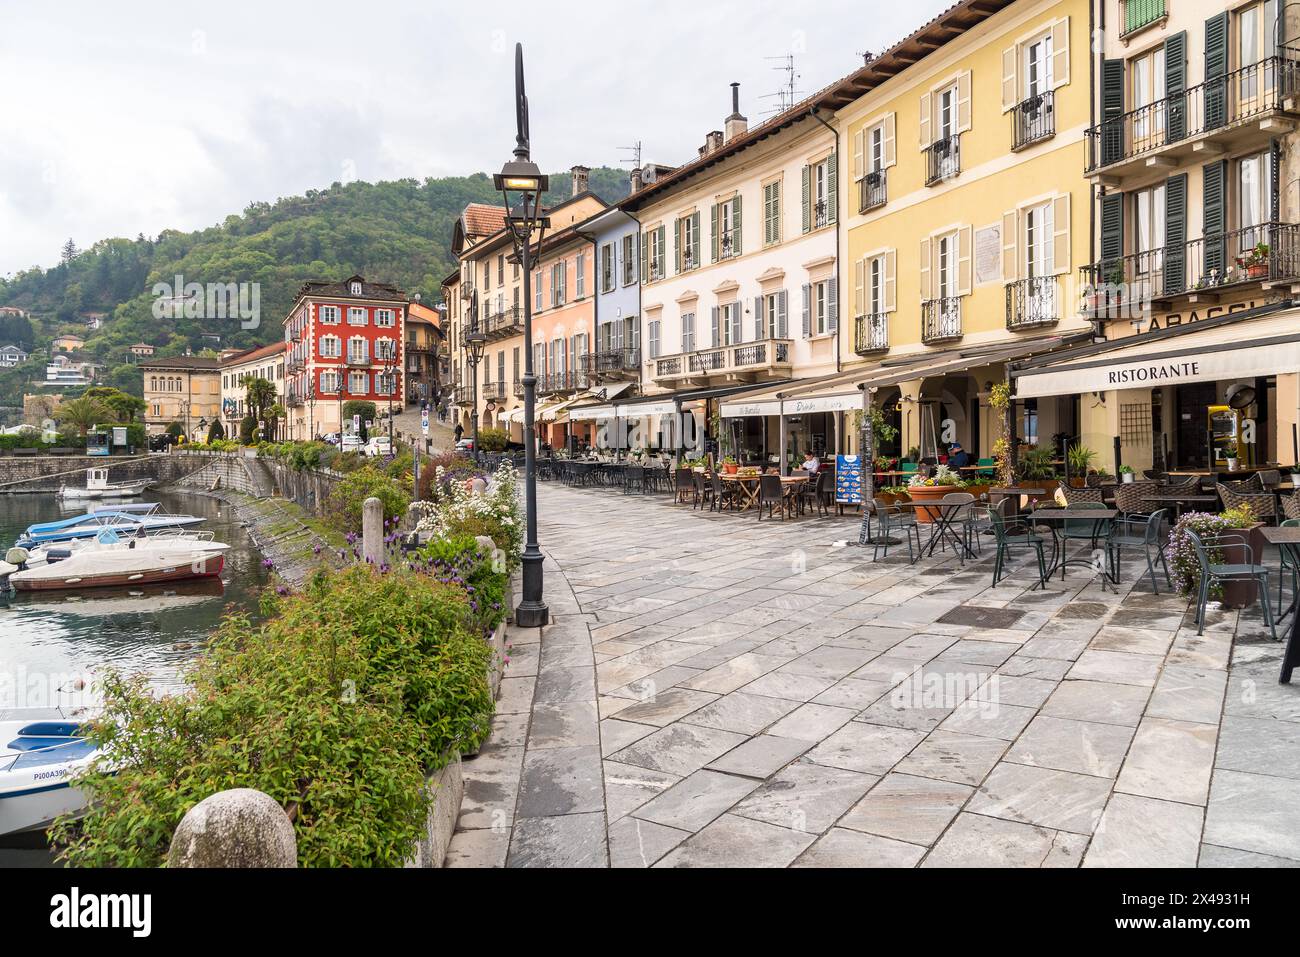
(1184, 528), (1276, 640)
(674, 468), (695, 505)
(710, 472), (735, 513)
(1105, 508), (1170, 593)
(757, 474), (787, 520)
(985, 505), (1049, 589)
(1278, 518), (1300, 617)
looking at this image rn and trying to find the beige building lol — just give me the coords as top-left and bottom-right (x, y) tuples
(140, 355), (220, 440)
(219, 342), (287, 440)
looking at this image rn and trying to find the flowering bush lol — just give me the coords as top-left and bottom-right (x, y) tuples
(1167, 507), (1257, 597)
(328, 465), (411, 534)
(411, 461), (522, 570)
(907, 464), (967, 489)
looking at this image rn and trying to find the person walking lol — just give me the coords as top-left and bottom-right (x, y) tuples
(454, 421), (464, 444)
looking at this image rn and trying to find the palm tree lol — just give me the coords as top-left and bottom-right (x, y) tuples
(57, 397), (111, 437)
(245, 377), (276, 423)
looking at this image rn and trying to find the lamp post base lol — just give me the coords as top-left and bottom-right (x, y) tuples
(515, 549), (548, 627)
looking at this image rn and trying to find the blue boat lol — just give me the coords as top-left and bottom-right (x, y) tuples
(17, 504), (203, 548)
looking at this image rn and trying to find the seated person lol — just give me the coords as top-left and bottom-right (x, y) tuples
(802, 449), (821, 474)
(947, 443), (972, 469)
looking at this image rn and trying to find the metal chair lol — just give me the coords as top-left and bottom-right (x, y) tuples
(930, 491), (978, 563)
(985, 505), (1049, 589)
(624, 465), (645, 495)
(1278, 518), (1300, 617)
(1105, 508), (1171, 593)
(691, 472), (707, 510)
(871, 496), (921, 563)
(1185, 528), (1277, 640)
(1216, 482), (1277, 524)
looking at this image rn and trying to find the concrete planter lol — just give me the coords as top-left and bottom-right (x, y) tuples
(403, 754), (464, 869)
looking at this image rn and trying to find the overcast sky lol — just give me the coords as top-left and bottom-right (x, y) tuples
(0, 0), (950, 277)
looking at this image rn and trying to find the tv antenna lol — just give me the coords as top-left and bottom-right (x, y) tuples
(618, 141), (643, 169)
(760, 54), (802, 117)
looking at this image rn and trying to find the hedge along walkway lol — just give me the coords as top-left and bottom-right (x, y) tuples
(444, 482), (1300, 868)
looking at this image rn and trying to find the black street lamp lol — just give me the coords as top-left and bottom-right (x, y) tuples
(466, 289), (486, 464)
(495, 42), (550, 629)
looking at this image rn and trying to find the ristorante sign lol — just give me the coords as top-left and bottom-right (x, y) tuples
(1015, 340), (1300, 399)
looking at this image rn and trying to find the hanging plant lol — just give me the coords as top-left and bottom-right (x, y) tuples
(988, 381), (1014, 486)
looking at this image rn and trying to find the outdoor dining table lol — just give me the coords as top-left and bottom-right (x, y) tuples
(988, 487), (1047, 517)
(1260, 526), (1300, 684)
(1029, 508), (1120, 587)
(719, 473), (807, 514)
(897, 500), (979, 560)
(1140, 493), (1219, 519)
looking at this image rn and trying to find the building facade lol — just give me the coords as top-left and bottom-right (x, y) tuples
(219, 341), (287, 440)
(281, 276), (407, 439)
(405, 301), (444, 407)
(140, 355), (221, 439)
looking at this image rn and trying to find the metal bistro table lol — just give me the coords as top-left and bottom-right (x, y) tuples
(1030, 508), (1119, 587)
(898, 500), (979, 561)
(1261, 525), (1300, 684)
(1141, 493), (1219, 520)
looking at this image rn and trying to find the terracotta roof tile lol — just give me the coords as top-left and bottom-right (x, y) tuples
(463, 203), (508, 237)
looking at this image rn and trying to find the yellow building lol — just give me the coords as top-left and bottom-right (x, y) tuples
(724, 0), (1094, 470)
(140, 355), (221, 440)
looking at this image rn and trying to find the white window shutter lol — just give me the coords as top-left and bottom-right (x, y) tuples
(711, 306), (720, 347)
(828, 280), (838, 332)
(1051, 17), (1070, 90)
(1002, 210), (1019, 283)
(853, 129), (865, 180)
(957, 226), (974, 295)
(854, 258), (866, 316)
(919, 92), (932, 148)
(1052, 194), (1072, 274)
(884, 250), (897, 312)
(919, 238), (932, 301)
(754, 296), (764, 340)
(883, 113), (896, 167)
(1002, 46), (1018, 112)
(957, 71), (973, 133)
(778, 289), (789, 338)
(801, 284), (811, 337)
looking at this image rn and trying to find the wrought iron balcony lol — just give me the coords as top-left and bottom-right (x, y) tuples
(1005, 276), (1061, 330)
(538, 371), (583, 395)
(858, 170), (887, 213)
(482, 380), (506, 401)
(1080, 221), (1300, 321)
(513, 379), (524, 398)
(484, 305), (523, 341)
(1011, 90), (1055, 151)
(812, 200), (829, 230)
(854, 314), (889, 356)
(921, 297), (963, 344)
(345, 354), (371, 367)
(287, 356), (304, 373)
(285, 393), (303, 408)
(583, 347), (641, 378)
(452, 385), (474, 405)
(652, 338), (792, 384)
(925, 134), (961, 186)
(1087, 55), (1300, 173)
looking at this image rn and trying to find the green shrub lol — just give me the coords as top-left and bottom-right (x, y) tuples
(239, 415), (257, 444)
(51, 565), (495, 867)
(328, 465), (410, 533)
(332, 450), (366, 473)
(416, 534), (507, 630)
(478, 427), (508, 452)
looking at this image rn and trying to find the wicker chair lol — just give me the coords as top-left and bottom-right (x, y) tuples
(1284, 494), (1300, 522)
(1059, 482), (1105, 505)
(1113, 479), (1160, 517)
(1216, 481), (1277, 523)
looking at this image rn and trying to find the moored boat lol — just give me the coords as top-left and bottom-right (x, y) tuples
(18, 504), (203, 548)
(57, 468), (152, 502)
(8, 533), (228, 591)
(0, 709), (98, 837)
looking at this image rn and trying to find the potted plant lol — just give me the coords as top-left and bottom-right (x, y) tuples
(721, 454), (739, 475)
(906, 465), (967, 523)
(877, 483), (910, 505)
(1118, 464), (1136, 484)
(1237, 242), (1270, 280)
(1168, 506), (1263, 609)
(1226, 453), (1240, 472)
(1067, 443), (1096, 487)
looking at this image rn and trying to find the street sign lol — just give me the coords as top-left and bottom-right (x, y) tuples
(352, 414), (360, 434)
(421, 410), (429, 435)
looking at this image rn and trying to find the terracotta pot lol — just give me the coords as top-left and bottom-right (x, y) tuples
(965, 482), (989, 500)
(1218, 523), (1264, 609)
(1246, 264), (1268, 279)
(906, 484), (954, 523)
(722, 462), (739, 475)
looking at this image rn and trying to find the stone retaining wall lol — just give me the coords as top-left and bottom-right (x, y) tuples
(0, 453), (203, 494)
(171, 452), (341, 514)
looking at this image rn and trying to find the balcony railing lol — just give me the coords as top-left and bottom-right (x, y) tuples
(1088, 55), (1300, 171)
(538, 371), (583, 395)
(482, 381), (506, 401)
(921, 297), (963, 343)
(1012, 90), (1055, 151)
(513, 379), (524, 398)
(1005, 276), (1061, 330)
(925, 134), (961, 186)
(346, 354), (371, 367)
(1120, 0), (1165, 39)
(285, 393), (303, 408)
(485, 305), (524, 340)
(582, 347), (640, 377)
(452, 385), (474, 405)
(718, 228), (740, 260)
(287, 356), (304, 373)
(854, 314), (889, 355)
(1081, 221), (1300, 320)
(812, 200), (829, 230)
(653, 338), (792, 382)
(858, 170), (887, 213)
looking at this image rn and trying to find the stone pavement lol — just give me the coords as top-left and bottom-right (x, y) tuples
(445, 481), (1300, 868)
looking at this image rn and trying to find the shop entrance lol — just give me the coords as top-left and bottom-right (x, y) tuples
(1175, 382), (1216, 469)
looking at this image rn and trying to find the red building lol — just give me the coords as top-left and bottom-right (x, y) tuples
(282, 275), (407, 439)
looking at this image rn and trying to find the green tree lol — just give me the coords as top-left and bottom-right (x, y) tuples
(207, 418), (225, 443)
(56, 396), (111, 437)
(82, 385), (145, 423)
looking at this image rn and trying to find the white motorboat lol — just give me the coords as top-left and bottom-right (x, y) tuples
(8, 529), (228, 592)
(57, 468), (152, 502)
(0, 529), (221, 579)
(0, 708), (98, 837)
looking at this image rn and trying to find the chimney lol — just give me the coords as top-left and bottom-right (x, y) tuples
(701, 130), (724, 156)
(724, 82), (748, 143)
(570, 164), (590, 196)
(630, 167), (644, 192)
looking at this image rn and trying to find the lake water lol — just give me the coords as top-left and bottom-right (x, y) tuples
(0, 488), (268, 865)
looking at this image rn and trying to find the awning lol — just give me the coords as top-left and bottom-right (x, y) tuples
(622, 380), (794, 418)
(567, 381), (635, 420)
(539, 399), (578, 422)
(504, 406), (525, 424)
(1012, 306), (1300, 399)
(719, 335), (1084, 418)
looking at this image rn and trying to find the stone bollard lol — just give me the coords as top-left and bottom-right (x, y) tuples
(167, 788), (297, 868)
(469, 477), (487, 496)
(362, 496), (384, 565)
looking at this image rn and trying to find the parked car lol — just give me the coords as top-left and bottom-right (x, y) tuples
(455, 438), (475, 453)
(339, 434), (363, 453)
(321, 432), (340, 446)
(363, 436), (392, 458)
(149, 433), (177, 452)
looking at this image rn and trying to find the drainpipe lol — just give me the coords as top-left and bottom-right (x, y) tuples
(1090, 0), (1098, 286)
(811, 108), (842, 376)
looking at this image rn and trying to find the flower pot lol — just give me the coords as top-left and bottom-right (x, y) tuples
(1121, 473), (1135, 483)
(1291, 472), (1300, 487)
(1226, 459), (1239, 472)
(1246, 263), (1268, 279)
(722, 463), (739, 475)
(906, 484), (952, 523)
(1218, 523), (1265, 609)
